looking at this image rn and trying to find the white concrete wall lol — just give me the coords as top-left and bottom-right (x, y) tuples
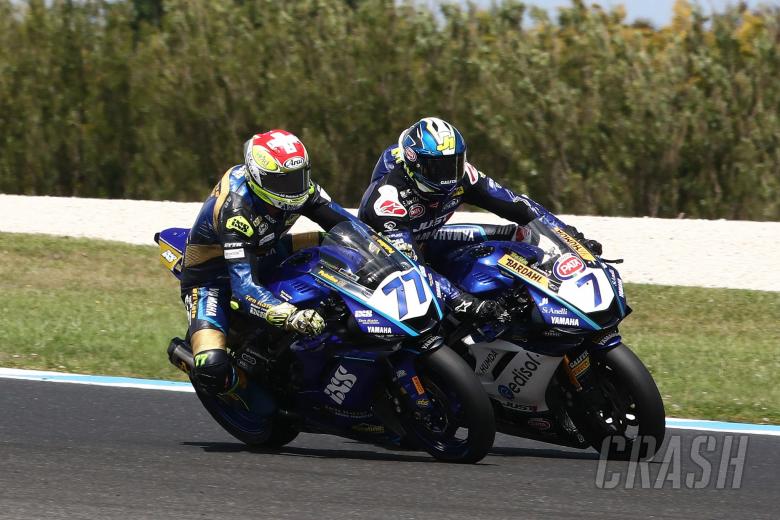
(2, 194), (778, 292)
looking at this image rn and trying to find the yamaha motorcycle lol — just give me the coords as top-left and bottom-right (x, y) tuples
(155, 220), (495, 463)
(426, 215), (666, 459)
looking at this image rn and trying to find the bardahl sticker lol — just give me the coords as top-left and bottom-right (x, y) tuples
(497, 254), (549, 288)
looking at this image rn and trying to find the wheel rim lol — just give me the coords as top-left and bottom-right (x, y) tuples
(407, 372), (472, 457)
(591, 363), (641, 442)
(200, 390), (270, 436)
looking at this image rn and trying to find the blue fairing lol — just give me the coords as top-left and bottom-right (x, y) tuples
(263, 249), (330, 307)
(157, 227), (189, 254)
(439, 240), (544, 297)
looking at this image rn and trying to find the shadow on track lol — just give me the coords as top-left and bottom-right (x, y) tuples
(181, 441), (439, 464)
(489, 446), (600, 461)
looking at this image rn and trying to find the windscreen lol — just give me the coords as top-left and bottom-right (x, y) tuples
(523, 218), (597, 278)
(315, 220), (415, 293)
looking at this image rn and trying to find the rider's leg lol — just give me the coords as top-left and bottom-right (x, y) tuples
(182, 284), (238, 396)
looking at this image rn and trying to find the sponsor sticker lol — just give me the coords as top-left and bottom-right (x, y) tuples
(404, 147), (417, 162)
(443, 198), (460, 211)
(411, 375), (425, 395)
(554, 253), (585, 280)
(465, 163), (479, 185)
(527, 417), (552, 431)
(375, 199), (406, 217)
(251, 147), (278, 172)
(226, 216), (254, 237)
(159, 244), (181, 271)
(409, 203), (425, 218)
(366, 326), (392, 334)
(257, 233), (275, 246)
(498, 384), (514, 400)
(324, 365), (357, 405)
(551, 316), (580, 326)
(223, 248), (245, 260)
(497, 254), (549, 288)
(553, 227), (595, 261)
(568, 351), (591, 378)
(283, 156), (305, 169)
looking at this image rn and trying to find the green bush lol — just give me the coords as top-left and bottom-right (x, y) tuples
(1, 0), (778, 219)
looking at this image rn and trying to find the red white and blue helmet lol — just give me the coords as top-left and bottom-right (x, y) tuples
(243, 129), (313, 210)
(398, 117), (467, 197)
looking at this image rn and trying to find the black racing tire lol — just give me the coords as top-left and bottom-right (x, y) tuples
(195, 387), (299, 449)
(571, 343), (666, 460)
(403, 346), (496, 464)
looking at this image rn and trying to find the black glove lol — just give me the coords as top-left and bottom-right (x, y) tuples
(563, 225), (603, 256)
(452, 293), (510, 323)
(475, 299), (511, 323)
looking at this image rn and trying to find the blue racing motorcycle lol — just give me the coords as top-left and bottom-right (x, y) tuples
(155, 220), (495, 463)
(426, 215), (666, 460)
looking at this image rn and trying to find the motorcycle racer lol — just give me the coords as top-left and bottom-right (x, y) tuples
(182, 129), (355, 398)
(358, 117), (602, 320)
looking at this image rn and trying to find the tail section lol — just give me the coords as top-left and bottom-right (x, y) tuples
(154, 227), (190, 279)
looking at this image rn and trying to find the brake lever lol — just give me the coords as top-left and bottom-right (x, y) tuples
(601, 258), (624, 264)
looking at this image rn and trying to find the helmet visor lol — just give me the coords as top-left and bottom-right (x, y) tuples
(259, 167), (311, 196)
(418, 154), (464, 190)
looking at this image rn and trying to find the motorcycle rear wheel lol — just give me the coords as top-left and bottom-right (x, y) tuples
(403, 346), (496, 463)
(571, 343), (666, 460)
(195, 387), (300, 449)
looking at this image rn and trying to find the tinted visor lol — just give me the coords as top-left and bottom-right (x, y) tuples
(259, 167), (311, 195)
(419, 154), (464, 189)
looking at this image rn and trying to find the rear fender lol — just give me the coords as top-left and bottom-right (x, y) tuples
(155, 227), (190, 279)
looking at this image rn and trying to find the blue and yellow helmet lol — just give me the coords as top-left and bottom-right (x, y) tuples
(398, 117), (467, 196)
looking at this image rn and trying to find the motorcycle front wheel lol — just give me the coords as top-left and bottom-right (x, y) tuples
(570, 343), (666, 460)
(402, 346), (496, 463)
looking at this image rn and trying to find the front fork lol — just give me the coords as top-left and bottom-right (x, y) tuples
(388, 350), (434, 413)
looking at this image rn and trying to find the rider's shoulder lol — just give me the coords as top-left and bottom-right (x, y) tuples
(462, 161), (486, 188)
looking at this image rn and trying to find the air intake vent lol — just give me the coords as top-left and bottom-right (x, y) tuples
(470, 245), (494, 258)
(290, 280), (312, 293)
(472, 272), (493, 284)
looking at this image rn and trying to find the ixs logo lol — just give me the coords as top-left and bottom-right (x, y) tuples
(324, 365), (357, 405)
(226, 216), (254, 237)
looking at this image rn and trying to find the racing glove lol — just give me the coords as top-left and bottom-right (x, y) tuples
(265, 302), (325, 336)
(390, 239), (418, 261)
(563, 224), (603, 256)
(452, 293), (510, 323)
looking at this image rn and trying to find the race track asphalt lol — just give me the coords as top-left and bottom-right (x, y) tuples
(0, 379), (776, 520)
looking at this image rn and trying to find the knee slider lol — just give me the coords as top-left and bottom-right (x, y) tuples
(192, 349), (236, 395)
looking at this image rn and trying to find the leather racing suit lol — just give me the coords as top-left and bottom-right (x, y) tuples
(358, 145), (559, 310)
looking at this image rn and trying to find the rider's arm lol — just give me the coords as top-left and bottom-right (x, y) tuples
(301, 184), (358, 232)
(460, 163), (561, 226)
(460, 164), (601, 253)
(216, 191), (283, 318)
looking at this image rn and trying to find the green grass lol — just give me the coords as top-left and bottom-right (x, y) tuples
(1, 232), (778, 423)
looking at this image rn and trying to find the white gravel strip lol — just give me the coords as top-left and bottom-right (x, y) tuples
(2, 194), (778, 292)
